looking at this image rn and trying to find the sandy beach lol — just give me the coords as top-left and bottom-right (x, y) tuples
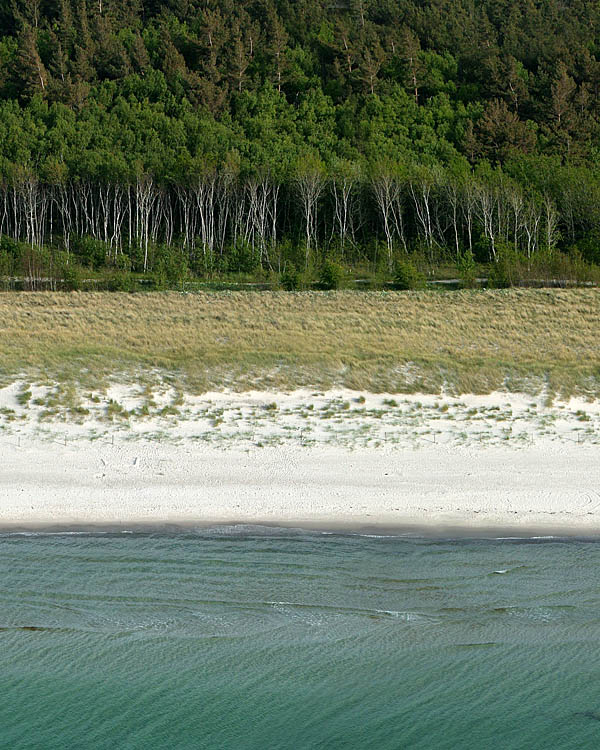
(2, 439), (600, 534)
(1, 384), (599, 534)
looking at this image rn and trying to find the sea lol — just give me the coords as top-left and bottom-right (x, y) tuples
(1, 527), (600, 749)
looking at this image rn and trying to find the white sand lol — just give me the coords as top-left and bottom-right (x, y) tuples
(1, 384), (600, 534)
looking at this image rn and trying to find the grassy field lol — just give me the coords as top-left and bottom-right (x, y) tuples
(1, 289), (599, 396)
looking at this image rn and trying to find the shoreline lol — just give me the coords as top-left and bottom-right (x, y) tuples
(1, 521), (600, 540)
(3, 386), (600, 536)
(3, 438), (600, 535)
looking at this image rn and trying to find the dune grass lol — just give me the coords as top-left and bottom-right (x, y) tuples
(1, 289), (599, 396)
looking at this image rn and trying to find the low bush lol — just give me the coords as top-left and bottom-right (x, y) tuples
(319, 259), (345, 290)
(62, 262), (84, 291)
(103, 270), (134, 292)
(456, 250), (477, 288)
(393, 259), (426, 290)
(280, 263), (303, 291)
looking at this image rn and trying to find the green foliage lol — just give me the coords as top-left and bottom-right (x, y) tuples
(318, 259), (345, 290)
(472, 236), (494, 264)
(569, 235), (600, 266)
(153, 246), (188, 290)
(61, 261), (83, 291)
(0, 250), (10, 278)
(487, 243), (521, 289)
(225, 239), (260, 275)
(103, 269), (133, 292)
(280, 264), (303, 291)
(72, 237), (107, 270)
(0, 0), (597, 287)
(393, 259), (427, 290)
(0, 235), (22, 257)
(456, 249), (477, 288)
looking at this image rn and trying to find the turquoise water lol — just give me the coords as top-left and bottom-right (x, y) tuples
(1, 529), (600, 749)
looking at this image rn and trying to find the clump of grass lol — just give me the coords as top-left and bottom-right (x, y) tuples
(106, 399), (125, 420)
(38, 408), (59, 421)
(17, 388), (32, 406)
(158, 405), (180, 418)
(70, 406), (90, 416)
(139, 384), (157, 410)
(43, 392), (61, 408)
(172, 390), (185, 407)
(0, 406), (16, 421)
(67, 405), (90, 423)
(383, 398), (398, 407)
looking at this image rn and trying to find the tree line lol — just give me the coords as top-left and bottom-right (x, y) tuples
(2, 157), (599, 284)
(0, 0), (600, 286)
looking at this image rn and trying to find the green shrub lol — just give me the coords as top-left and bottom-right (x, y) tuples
(472, 235), (493, 263)
(103, 270), (133, 292)
(72, 236), (107, 270)
(153, 248), (188, 290)
(569, 234), (600, 266)
(319, 259), (345, 290)
(393, 259), (426, 290)
(0, 250), (12, 281)
(226, 239), (260, 274)
(487, 243), (521, 288)
(280, 263), (303, 291)
(549, 247), (600, 283)
(456, 249), (477, 288)
(62, 262), (83, 291)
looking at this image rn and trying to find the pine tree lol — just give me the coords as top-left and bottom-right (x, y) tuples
(15, 26), (49, 99)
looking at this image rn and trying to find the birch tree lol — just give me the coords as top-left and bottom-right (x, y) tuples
(295, 155), (325, 268)
(371, 162), (406, 268)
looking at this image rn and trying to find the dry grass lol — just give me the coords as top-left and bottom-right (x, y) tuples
(1, 289), (599, 395)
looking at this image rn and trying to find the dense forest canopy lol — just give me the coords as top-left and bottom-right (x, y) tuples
(1, 0), (600, 286)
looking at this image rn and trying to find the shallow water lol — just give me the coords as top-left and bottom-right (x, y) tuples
(1, 528), (600, 749)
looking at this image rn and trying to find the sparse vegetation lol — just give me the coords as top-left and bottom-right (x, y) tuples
(16, 388), (31, 406)
(106, 399), (125, 420)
